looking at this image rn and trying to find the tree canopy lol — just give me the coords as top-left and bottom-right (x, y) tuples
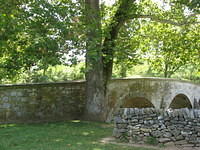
(0, 0), (199, 120)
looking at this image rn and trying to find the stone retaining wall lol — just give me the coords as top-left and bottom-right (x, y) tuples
(113, 108), (200, 147)
(0, 81), (85, 123)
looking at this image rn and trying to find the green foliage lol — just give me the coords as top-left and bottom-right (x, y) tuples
(174, 0), (200, 13)
(113, 62), (200, 84)
(0, 63), (85, 84)
(110, 0), (199, 80)
(145, 136), (158, 145)
(135, 19), (199, 78)
(0, 0), (199, 83)
(0, 0), (85, 80)
(113, 63), (150, 78)
(25, 64), (85, 83)
(173, 64), (200, 83)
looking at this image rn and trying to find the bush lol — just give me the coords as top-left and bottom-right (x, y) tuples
(145, 136), (158, 145)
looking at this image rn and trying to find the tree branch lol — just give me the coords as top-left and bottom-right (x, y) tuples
(131, 14), (200, 26)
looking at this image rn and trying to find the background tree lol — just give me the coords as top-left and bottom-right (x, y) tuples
(0, 0), (84, 80)
(138, 22), (199, 78)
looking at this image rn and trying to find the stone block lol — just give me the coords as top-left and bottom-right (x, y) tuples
(175, 135), (184, 141)
(175, 140), (188, 145)
(181, 144), (195, 147)
(151, 131), (162, 138)
(158, 138), (171, 143)
(144, 133), (150, 136)
(113, 128), (122, 138)
(140, 128), (151, 132)
(181, 131), (193, 136)
(2, 97), (9, 101)
(164, 141), (175, 147)
(163, 132), (172, 138)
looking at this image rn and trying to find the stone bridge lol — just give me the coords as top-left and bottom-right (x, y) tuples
(0, 78), (200, 123)
(106, 78), (200, 117)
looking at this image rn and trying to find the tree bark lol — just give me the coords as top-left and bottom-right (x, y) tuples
(102, 0), (134, 85)
(84, 0), (106, 121)
(84, 0), (136, 121)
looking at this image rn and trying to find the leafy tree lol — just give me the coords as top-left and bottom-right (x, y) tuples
(138, 22), (199, 78)
(0, 0), (84, 79)
(84, 0), (137, 120)
(84, 0), (200, 120)
(0, 0), (199, 120)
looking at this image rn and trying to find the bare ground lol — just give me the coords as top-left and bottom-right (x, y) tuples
(100, 137), (200, 150)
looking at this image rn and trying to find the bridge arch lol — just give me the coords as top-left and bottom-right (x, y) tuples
(169, 94), (192, 109)
(106, 78), (200, 122)
(122, 97), (155, 108)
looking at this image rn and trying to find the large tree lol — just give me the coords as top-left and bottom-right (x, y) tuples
(0, 0), (199, 120)
(84, 0), (136, 120)
(84, 0), (199, 121)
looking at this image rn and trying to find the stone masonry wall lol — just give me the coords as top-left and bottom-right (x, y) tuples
(113, 108), (200, 147)
(0, 81), (85, 123)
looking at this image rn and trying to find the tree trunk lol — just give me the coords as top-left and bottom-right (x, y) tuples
(84, 0), (135, 121)
(164, 63), (169, 78)
(102, 0), (134, 84)
(120, 64), (127, 77)
(84, 0), (106, 121)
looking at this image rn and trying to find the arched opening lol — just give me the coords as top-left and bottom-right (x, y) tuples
(169, 94), (192, 109)
(122, 97), (154, 108)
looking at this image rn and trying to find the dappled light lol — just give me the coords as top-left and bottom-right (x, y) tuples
(0, 121), (152, 150)
(54, 138), (64, 142)
(76, 142), (82, 145)
(82, 130), (94, 136)
(0, 124), (16, 128)
(82, 132), (90, 136)
(71, 120), (81, 123)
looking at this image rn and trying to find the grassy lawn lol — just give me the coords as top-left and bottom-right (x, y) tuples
(0, 121), (155, 150)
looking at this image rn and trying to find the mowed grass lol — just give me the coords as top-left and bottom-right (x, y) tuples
(0, 121), (155, 150)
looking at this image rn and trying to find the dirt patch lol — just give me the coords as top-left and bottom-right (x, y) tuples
(100, 137), (199, 150)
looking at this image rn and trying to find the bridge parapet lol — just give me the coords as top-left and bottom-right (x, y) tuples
(0, 81), (85, 123)
(0, 78), (199, 123)
(107, 78), (200, 120)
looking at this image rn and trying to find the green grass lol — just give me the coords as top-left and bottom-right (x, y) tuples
(0, 121), (155, 150)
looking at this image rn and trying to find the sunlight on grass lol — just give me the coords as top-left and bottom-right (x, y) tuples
(54, 138), (63, 142)
(0, 124), (16, 128)
(82, 131), (90, 136)
(71, 120), (81, 123)
(93, 148), (102, 150)
(0, 121), (155, 150)
(76, 142), (82, 145)
(91, 141), (98, 144)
